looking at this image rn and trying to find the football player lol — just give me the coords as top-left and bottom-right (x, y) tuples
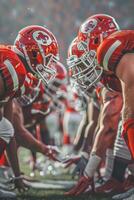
(0, 25), (62, 192)
(13, 61), (67, 163)
(0, 45), (28, 192)
(14, 25), (61, 85)
(76, 14), (134, 159)
(65, 14), (124, 195)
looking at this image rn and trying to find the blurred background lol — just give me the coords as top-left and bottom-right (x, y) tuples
(0, 0), (134, 63)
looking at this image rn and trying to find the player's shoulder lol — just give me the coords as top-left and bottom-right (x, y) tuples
(0, 45), (15, 55)
(0, 45), (26, 74)
(107, 30), (134, 39)
(97, 30), (134, 57)
(97, 30), (134, 71)
(0, 45), (22, 63)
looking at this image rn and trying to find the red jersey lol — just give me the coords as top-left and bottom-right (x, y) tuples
(0, 46), (26, 101)
(97, 30), (134, 73)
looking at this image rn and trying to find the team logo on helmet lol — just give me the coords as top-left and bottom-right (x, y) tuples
(80, 19), (97, 33)
(33, 31), (52, 46)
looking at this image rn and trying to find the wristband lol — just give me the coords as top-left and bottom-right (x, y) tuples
(84, 153), (101, 177)
(80, 151), (89, 159)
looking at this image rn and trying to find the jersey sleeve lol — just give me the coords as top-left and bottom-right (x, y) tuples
(97, 36), (122, 73)
(0, 47), (26, 99)
(97, 30), (134, 73)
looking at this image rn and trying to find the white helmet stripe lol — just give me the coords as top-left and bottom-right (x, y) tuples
(38, 43), (46, 65)
(22, 46), (33, 70)
(4, 60), (19, 91)
(12, 46), (25, 58)
(103, 40), (121, 70)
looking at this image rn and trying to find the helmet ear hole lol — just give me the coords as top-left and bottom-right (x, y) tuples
(94, 37), (99, 44)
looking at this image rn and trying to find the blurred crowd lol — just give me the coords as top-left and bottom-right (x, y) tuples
(0, 0), (134, 62)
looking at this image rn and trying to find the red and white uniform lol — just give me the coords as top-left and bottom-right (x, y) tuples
(0, 46), (27, 158)
(22, 95), (50, 129)
(14, 73), (34, 98)
(0, 46), (26, 101)
(97, 30), (134, 72)
(97, 30), (134, 158)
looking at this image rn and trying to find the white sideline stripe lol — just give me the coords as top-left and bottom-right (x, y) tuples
(103, 40), (121, 70)
(4, 60), (19, 91)
(23, 180), (76, 189)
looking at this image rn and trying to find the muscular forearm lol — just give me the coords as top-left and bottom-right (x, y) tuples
(4, 100), (13, 123)
(73, 123), (87, 151)
(81, 121), (94, 153)
(91, 125), (116, 157)
(84, 125), (113, 178)
(73, 112), (88, 151)
(15, 127), (46, 154)
(6, 136), (21, 177)
(84, 92), (122, 178)
(92, 94), (121, 157)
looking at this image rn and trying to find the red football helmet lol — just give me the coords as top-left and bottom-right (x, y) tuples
(78, 14), (119, 48)
(67, 37), (102, 93)
(67, 14), (119, 91)
(14, 25), (60, 84)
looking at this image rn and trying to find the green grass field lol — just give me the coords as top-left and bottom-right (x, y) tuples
(17, 148), (112, 200)
(17, 190), (112, 200)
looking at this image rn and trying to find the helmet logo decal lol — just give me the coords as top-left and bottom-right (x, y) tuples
(80, 19), (97, 33)
(33, 31), (52, 46)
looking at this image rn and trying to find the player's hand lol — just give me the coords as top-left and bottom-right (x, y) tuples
(64, 154), (88, 177)
(65, 175), (93, 195)
(8, 175), (29, 193)
(64, 155), (81, 168)
(72, 155), (88, 178)
(14, 178), (29, 193)
(45, 145), (61, 161)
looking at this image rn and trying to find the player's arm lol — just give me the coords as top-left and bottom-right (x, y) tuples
(66, 89), (123, 195)
(13, 103), (59, 160)
(3, 100), (27, 192)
